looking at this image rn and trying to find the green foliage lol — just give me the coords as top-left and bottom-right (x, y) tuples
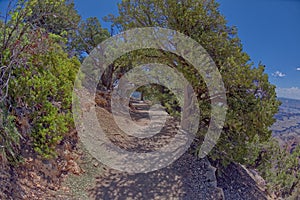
(138, 84), (181, 118)
(0, 106), (22, 164)
(0, 2), (293, 199)
(8, 41), (80, 158)
(24, 0), (81, 37)
(247, 138), (300, 198)
(70, 17), (110, 59)
(268, 145), (300, 197)
(107, 0), (281, 165)
(0, 0), (81, 162)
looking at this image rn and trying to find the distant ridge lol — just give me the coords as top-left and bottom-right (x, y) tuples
(271, 96), (300, 151)
(278, 97), (300, 102)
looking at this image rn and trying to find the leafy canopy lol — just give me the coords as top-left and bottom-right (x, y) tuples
(106, 0), (281, 164)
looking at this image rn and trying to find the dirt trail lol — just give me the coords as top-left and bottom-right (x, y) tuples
(54, 101), (223, 200)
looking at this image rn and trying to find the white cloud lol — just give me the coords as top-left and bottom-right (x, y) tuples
(276, 87), (300, 100)
(272, 71), (286, 78)
(296, 68), (300, 71)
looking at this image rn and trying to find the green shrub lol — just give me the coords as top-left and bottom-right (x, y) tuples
(247, 138), (300, 198)
(9, 41), (80, 158)
(0, 106), (22, 164)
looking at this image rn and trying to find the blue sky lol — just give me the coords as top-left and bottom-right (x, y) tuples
(217, 0), (300, 100)
(1, 0), (299, 99)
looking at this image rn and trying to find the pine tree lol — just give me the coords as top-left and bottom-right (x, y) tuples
(106, 0), (281, 164)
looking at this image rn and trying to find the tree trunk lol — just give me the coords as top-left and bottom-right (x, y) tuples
(98, 64), (114, 91)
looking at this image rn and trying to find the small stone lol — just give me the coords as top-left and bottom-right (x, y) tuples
(94, 162), (99, 167)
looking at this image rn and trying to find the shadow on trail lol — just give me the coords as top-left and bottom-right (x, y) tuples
(88, 101), (223, 200)
(88, 153), (223, 200)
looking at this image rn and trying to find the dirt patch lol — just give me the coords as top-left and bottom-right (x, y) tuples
(0, 129), (82, 200)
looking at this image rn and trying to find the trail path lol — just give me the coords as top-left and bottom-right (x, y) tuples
(54, 101), (223, 200)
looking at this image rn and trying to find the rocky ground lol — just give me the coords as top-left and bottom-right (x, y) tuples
(1, 97), (272, 199)
(51, 99), (271, 199)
